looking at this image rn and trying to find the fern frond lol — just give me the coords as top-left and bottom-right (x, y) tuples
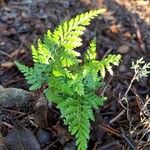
(43, 30), (58, 55)
(98, 54), (121, 78)
(49, 93), (106, 150)
(45, 80), (106, 150)
(84, 74), (101, 90)
(56, 97), (90, 150)
(15, 9), (121, 150)
(84, 38), (97, 62)
(85, 91), (106, 109)
(53, 9), (106, 55)
(15, 62), (49, 90)
(15, 61), (33, 77)
(84, 54), (121, 79)
(31, 38), (51, 64)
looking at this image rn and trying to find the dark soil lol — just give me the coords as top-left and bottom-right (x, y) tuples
(0, 0), (150, 150)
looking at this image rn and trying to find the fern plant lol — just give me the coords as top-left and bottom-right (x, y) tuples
(15, 9), (121, 150)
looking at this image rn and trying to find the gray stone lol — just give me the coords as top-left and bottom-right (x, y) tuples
(0, 85), (33, 108)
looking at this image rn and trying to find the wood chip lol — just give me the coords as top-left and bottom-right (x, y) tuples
(0, 62), (14, 68)
(110, 24), (119, 33)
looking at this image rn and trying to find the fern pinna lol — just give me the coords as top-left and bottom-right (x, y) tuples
(15, 9), (121, 150)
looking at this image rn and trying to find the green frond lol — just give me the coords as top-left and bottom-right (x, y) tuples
(15, 61), (33, 77)
(43, 30), (58, 55)
(57, 98), (90, 150)
(83, 53), (121, 79)
(54, 93), (106, 150)
(44, 88), (64, 104)
(85, 92), (107, 109)
(47, 76), (74, 96)
(84, 74), (100, 90)
(31, 38), (51, 64)
(15, 9), (121, 150)
(45, 83), (106, 150)
(53, 9), (106, 55)
(84, 38), (97, 62)
(98, 54), (121, 78)
(60, 50), (81, 67)
(15, 61), (49, 90)
(31, 45), (39, 63)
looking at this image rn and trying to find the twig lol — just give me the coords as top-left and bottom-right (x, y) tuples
(0, 50), (13, 59)
(2, 121), (14, 129)
(100, 124), (136, 150)
(102, 48), (113, 59)
(99, 76), (113, 96)
(121, 133), (136, 150)
(99, 124), (121, 137)
(3, 78), (24, 87)
(2, 108), (26, 115)
(43, 139), (59, 150)
(132, 14), (146, 53)
(14, 110), (34, 119)
(109, 109), (126, 124)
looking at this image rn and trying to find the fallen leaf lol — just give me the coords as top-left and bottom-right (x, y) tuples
(53, 122), (73, 144)
(10, 49), (25, 57)
(34, 95), (57, 128)
(4, 123), (40, 150)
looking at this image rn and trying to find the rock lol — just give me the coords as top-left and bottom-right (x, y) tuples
(119, 64), (126, 72)
(36, 128), (54, 146)
(63, 141), (76, 150)
(117, 45), (130, 54)
(4, 123), (41, 150)
(0, 85), (33, 108)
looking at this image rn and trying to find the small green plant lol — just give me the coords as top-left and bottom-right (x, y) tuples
(15, 9), (121, 150)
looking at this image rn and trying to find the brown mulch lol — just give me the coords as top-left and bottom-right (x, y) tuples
(0, 0), (150, 150)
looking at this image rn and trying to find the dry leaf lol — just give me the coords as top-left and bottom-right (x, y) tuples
(4, 123), (40, 150)
(53, 122), (73, 144)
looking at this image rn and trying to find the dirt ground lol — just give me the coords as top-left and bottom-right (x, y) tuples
(0, 0), (150, 150)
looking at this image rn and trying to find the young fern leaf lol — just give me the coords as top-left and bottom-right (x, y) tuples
(15, 9), (121, 150)
(15, 61), (33, 77)
(45, 89), (106, 150)
(32, 38), (51, 64)
(84, 38), (97, 62)
(15, 62), (48, 90)
(98, 54), (121, 78)
(53, 9), (106, 56)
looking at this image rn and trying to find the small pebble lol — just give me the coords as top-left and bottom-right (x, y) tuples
(119, 64), (126, 72)
(117, 45), (130, 54)
(63, 141), (76, 150)
(36, 129), (54, 146)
